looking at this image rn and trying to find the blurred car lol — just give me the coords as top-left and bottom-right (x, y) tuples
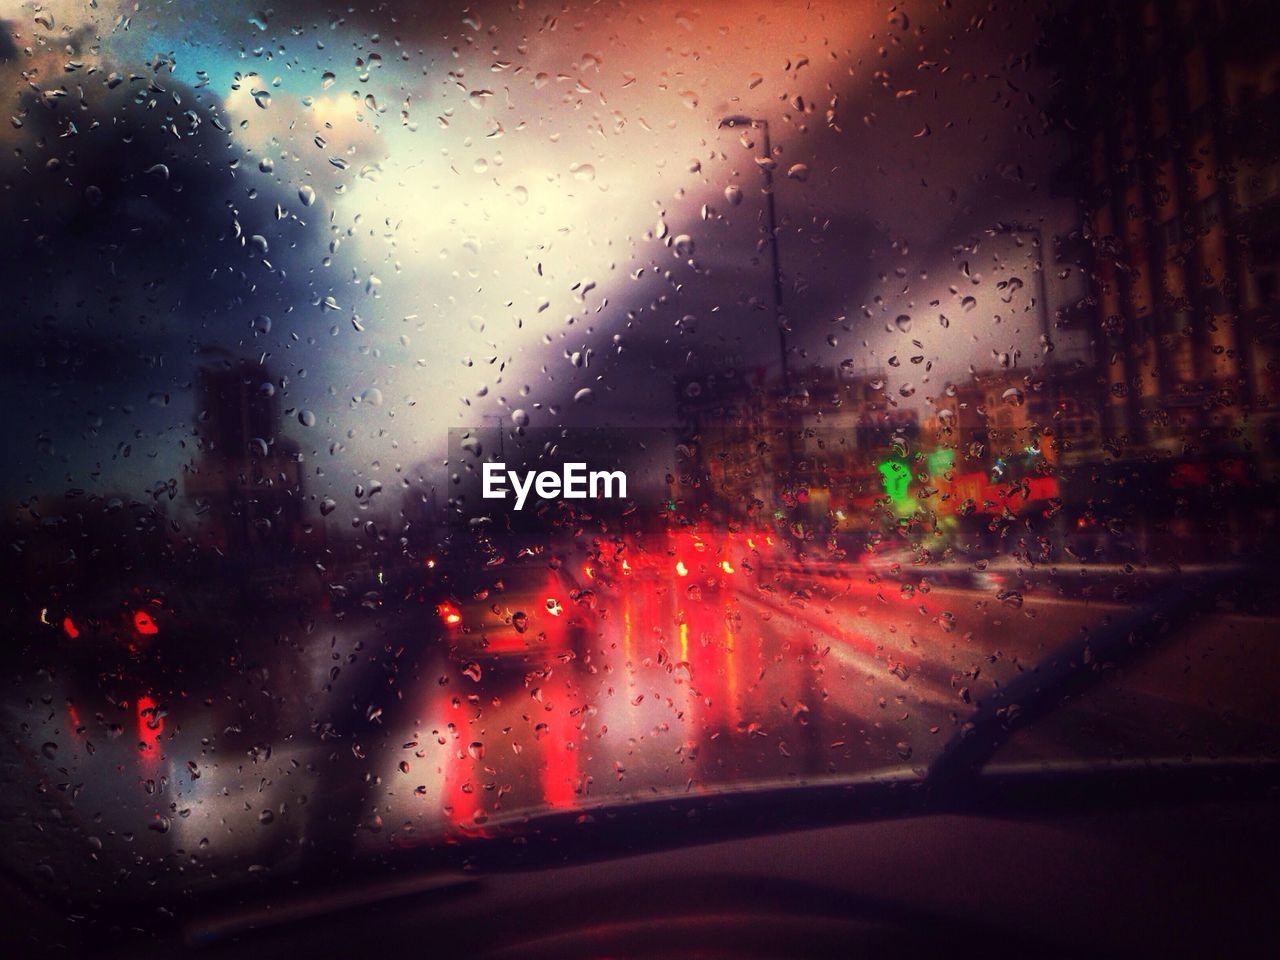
(660, 522), (778, 596)
(40, 589), (168, 675)
(438, 559), (594, 667)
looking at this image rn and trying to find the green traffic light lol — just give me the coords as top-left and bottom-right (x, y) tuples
(877, 459), (911, 503)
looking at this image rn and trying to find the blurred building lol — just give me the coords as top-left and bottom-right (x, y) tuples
(674, 362), (919, 529)
(183, 356), (305, 556)
(929, 363), (1103, 469)
(674, 365), (770, 514)
(1044, 0), (1280, 456)
(401, 465), (446, 553)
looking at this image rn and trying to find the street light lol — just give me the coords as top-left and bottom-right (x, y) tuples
(720, 115), (790, 396)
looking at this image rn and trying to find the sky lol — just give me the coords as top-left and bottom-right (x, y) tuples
(0, 0), (1087, 511)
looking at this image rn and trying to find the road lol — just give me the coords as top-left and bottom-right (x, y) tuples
(3, 552), (1277, 904)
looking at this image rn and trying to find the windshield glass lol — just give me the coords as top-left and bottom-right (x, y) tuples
(2, 0), (1278, 923)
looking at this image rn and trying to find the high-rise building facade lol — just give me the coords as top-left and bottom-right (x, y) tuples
(1045, 0), (1280, 456)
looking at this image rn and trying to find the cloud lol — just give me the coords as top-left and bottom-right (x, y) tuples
(0, 38), (347, 496)
(0, 0), (1081, 497)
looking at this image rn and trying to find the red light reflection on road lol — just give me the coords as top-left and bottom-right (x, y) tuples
(672, 599), (748, 732)
(622, 594), (634, 662)
(539, 727), (580, 810)
(433, 688), (488, 835)
(723, 599), (740, 727)
(136, 695), (163, 759)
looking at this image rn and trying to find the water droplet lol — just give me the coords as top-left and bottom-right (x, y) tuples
(724, 184), (743, 206)
(673, 234), (695, 257)
(786, 163), (810, 182)
(573, 387), (594, 404)
(298, 184), (316, 207)
(298, 409), (316, 427)
(359, 387), (383, 406)
(511, 409), (530, 427)
(894, 314), (912, 333)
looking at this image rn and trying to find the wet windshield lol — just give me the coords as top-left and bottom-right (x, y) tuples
(2, 0), (1278, 931)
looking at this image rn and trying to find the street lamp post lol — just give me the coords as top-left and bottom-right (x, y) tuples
(720, 115), (790, 397)
(991, 221), (1060, 438)
(990, 222), (1070, 548)
(720, 117), (820, 764)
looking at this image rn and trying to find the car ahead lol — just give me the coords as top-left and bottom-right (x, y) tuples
(35, 587), (168, 682)
(438, 559), (594, 668)
(660, 522), (777, 597)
